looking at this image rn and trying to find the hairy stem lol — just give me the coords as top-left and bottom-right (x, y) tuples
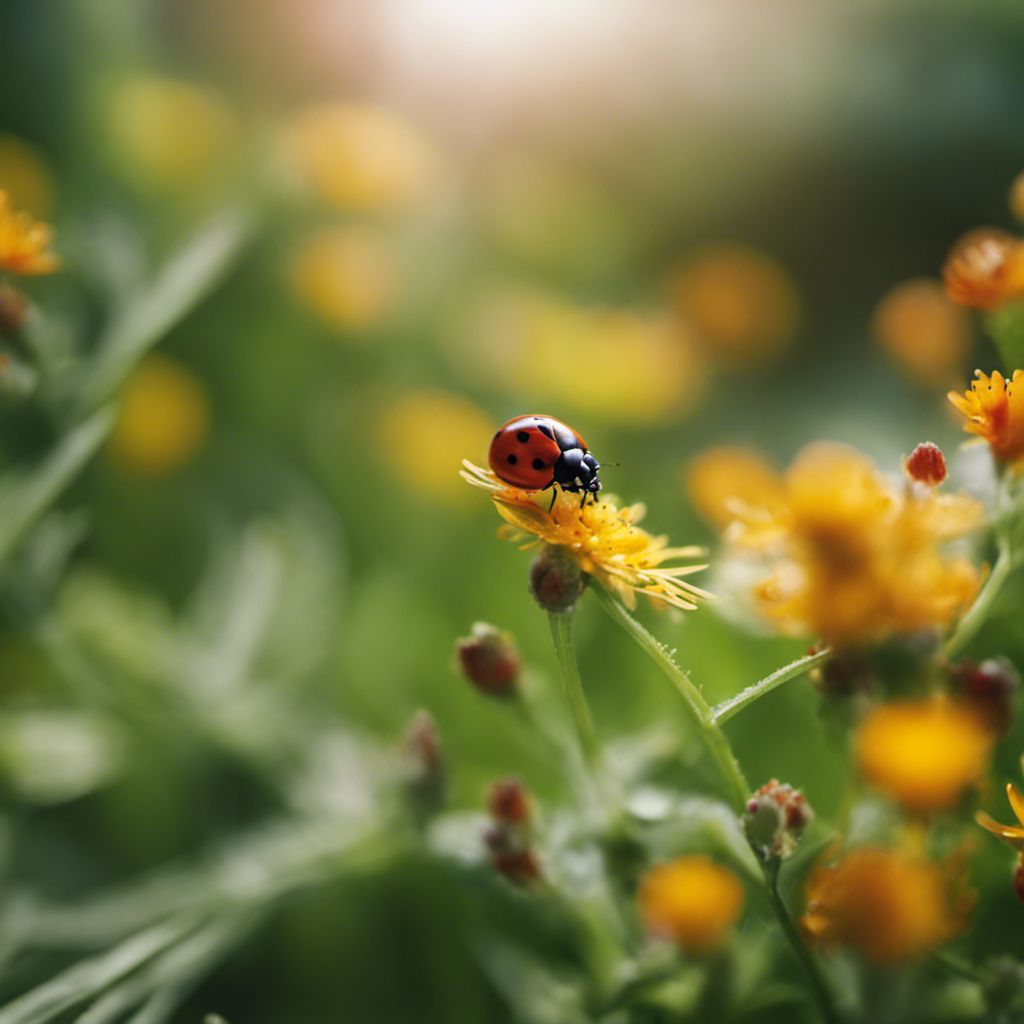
(548, 611), (601, 765)
(712, 648), (832, 724)
(944, 533), (1015, 660)
(591, 586), (748, 811)
(762, 859), (844, 1024)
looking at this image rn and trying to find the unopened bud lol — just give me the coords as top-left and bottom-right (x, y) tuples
(484, 776), (540, 885)
(904, 442), (947, 487)
(455, 622), (520, 697)
(952, 657), (1019, 735)
(0, 286), (27, 334)
(950, 655), (1015, 737)
(402, 710), (444, 821)
(528, 544), (585, 612)
(744, 779), (813, 860)
(487, 777), (532, 826)
(810, 650), (873, 697)
(484, 839), (542, 885)
(1014, 854), (1024, 906)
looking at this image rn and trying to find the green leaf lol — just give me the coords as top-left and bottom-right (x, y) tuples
(75, 207), (254, 415)
(984, 302), (1024, 372)
(0, 406), (116, 568)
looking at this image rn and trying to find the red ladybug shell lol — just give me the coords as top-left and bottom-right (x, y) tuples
(488, 415), (588, 490)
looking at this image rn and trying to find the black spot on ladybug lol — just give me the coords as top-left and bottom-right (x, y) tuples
(507, 454), (517, 465)
(516, 431), (530, 443)
(532, 458), (545, 470)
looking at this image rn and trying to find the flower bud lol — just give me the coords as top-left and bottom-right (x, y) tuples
(744, 779), (813, 860)
(528, 544), (586, 612)
(455, 622), (520, 697)
(402, 710), (444, 821)
(810, 650), (873, 697)
(904, 442), (946, 487)
(951, 657), (1019, 736)
(0, 286), (27, 334)
(484, 777), (540, 885)
(487, 777), (532, 826)
(1014, 854), (1024, 906)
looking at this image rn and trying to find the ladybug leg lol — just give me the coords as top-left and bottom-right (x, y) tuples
(547, 484), (558, 513)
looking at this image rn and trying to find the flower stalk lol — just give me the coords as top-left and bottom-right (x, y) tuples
(945, 473), (1024, 659)
(548, 611), (601, 766)
(591, 584), (748, 812)
(761, 857), (845, 1024)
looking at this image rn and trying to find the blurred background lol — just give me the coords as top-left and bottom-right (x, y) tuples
(0, 1), (1022, 1020)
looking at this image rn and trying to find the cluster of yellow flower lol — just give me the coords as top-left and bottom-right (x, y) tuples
(461, 176), (1024, 970)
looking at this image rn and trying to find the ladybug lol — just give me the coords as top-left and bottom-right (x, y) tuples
(488, 414), (602, 509)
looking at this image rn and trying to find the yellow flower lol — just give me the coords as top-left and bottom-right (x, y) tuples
(638, 856), (744, 955)
(684, 446), (784, 531)
(871, 278), (972, 389)
(462, 461), (710, 612)
(107, 354), (209, 476)
(855, 697), (993, 814)
(106, 77), (239, 193)
(450, 283), (707, 426)
(379, 392), (494, 506)
(727, 442), (982, 647)
(0, 191), (58, 276)
(948, 369), (1024, 462)
(942, 228), (1024, 310)
(801, 846), (970, 965)
(280, 102), (439, 216)
(289, 225), (399, 332)
(976, 762), (1024, 852)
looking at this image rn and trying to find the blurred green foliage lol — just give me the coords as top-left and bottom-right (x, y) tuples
(1, 1), (1024, 1022)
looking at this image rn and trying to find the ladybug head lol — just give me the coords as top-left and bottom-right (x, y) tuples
(553, 449), (602, 494)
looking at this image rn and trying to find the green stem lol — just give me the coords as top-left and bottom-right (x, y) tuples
(762, 859), (844, 1024)
(945, 470), (1024, 660)
(943, 533), (1015, 660)
(712, 648), (832, 725)
(548, 612), (601, 765)
(591, 586), (748, 812)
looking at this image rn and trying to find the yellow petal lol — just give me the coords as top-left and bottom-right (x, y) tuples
(976, 810), (1024, 852)
(1007, 783), (1024, 828)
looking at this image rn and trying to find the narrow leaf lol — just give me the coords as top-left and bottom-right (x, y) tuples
(76, 207), (253, 414)
(0, 406), (116, 568)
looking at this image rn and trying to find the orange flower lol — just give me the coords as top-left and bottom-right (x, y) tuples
(871, 278), (971, 388)
(0, 190), (58, 275)
(801, 847), (970, 965)
(726, 443), (981, 647)
(948, 369), (1024, 462)
(638, 856), (744, 954)
(942, 229), (1024, 310)
(855, 697), (993, 814)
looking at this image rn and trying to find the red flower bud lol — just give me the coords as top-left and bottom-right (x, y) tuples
(455, 622), (520, 697)
(904, 442), (947, 487)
